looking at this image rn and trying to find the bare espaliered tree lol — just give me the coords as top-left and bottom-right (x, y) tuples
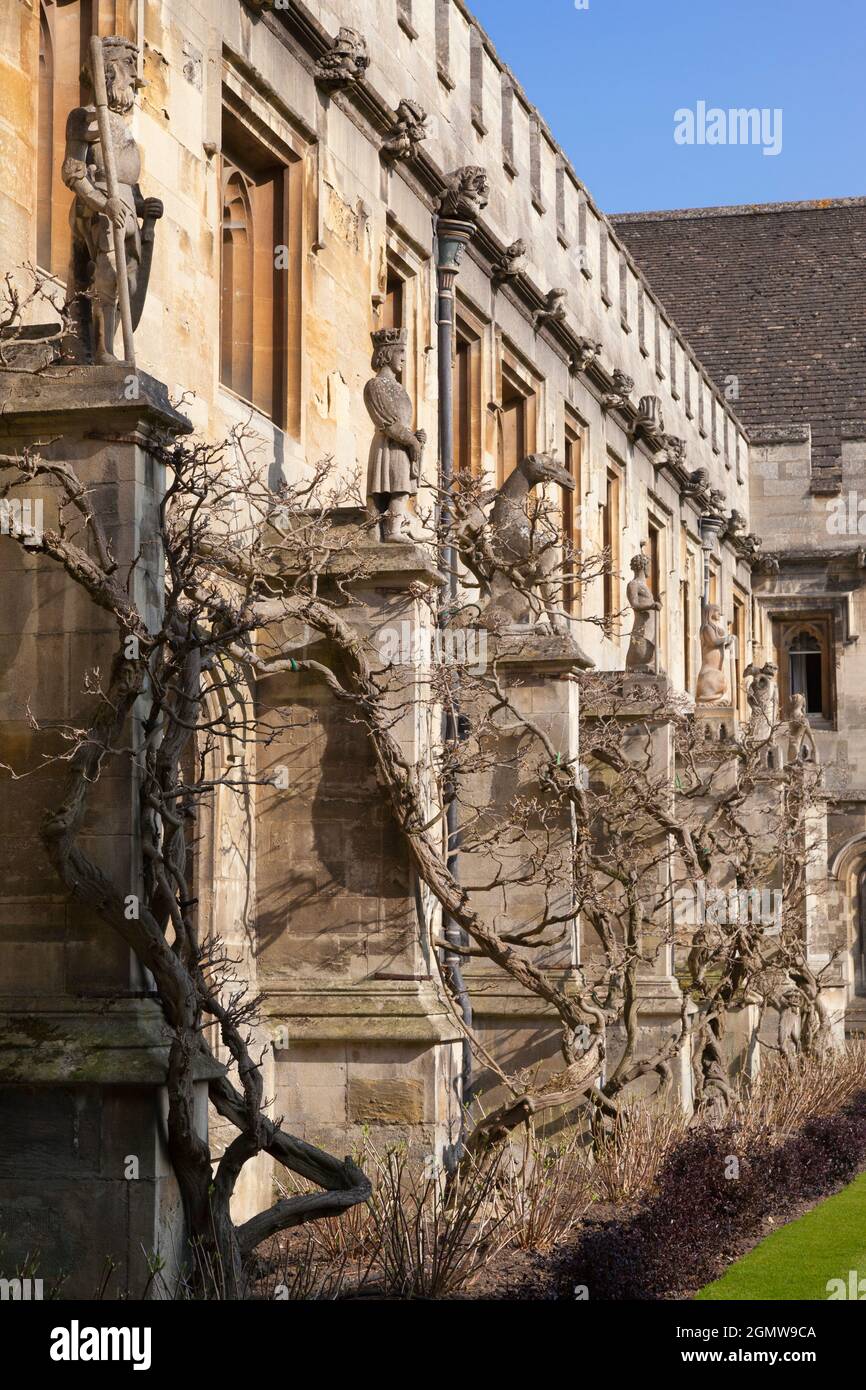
(0, 438), (377, 1297)
(565, 680), (832, 1115)
(0, 424), (833, 1289)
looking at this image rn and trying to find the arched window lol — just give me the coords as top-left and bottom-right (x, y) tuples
(787, 629), (824, 714)
(220, 165), (255, 405)
(37, 6), (54, 270)
(776, 616), (834, 723)
(37, 0), (93, 279)
(218, 117), (288, 423)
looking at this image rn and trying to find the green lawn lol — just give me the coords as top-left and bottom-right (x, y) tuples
(697, 1170), (866, 1301)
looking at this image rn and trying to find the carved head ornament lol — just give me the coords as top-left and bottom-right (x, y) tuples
(370, 326), (407, 369)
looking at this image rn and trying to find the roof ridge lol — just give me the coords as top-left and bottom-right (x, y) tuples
(610, 197), (866, 222)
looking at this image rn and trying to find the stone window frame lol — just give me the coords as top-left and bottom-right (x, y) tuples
(380, 231), (426, 434)
(562, 404), (588, 615)
(731, 585), (750, 722)
(680, 527), (699, 694)
(601, 451), (624, 632)
(219, 74), (307, 440)
(452, 296), (486, 480)
(37, 0), (107, 281)
(495, 340), (542, 486)
(647, 508), (669, 668)
(773, 612), (837, 727)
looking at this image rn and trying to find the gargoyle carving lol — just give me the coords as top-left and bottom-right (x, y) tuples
(570, 337), (603, 374)
(438, 166), (490, 223)
(492, 239), (528, 284)
(601, 369), (634, 412)
(382, 99), (428, 161)
(534, 287), (567, 332)
(636, 394), (665, 439)
(315, 27), (369, 90)
(682, 466), (710, 495)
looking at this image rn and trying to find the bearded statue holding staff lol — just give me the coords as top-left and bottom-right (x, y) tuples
(62, 35), (163, 364)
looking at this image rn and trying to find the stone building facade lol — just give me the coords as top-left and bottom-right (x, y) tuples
(0, 0), (859, 1292)
(614, 201), (866, 1029)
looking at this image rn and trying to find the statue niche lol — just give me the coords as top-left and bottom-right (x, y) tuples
(62, 35), (162, 363)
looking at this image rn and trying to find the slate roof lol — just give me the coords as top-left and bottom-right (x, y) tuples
(610, 198), (866, 481)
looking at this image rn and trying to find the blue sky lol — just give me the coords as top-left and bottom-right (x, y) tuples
(468, 0), (865, 213)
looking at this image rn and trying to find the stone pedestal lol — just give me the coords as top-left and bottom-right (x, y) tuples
(254, 534), (462, 1163)
(0, 366), (201, 1297)
(461, 631), (591, 1119)
(581, 672), (693, 1104)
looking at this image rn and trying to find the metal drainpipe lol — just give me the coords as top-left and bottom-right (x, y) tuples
(435, 213), (476, 1154)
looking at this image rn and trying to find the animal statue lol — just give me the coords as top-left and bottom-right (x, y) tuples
(786, 692), (819, 764)
(695, 601), (733, 704)
(454, 453), (576, 633)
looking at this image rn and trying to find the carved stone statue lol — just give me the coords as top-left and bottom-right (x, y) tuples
(637, 395), (665, 439)
(683, 466), (710, 495)
(602, 369), (634, 412)
(744, 661), (779, 743)
(696, 602), (734, 704)
(382, 99), (428, 161)
(727, 509), (748, 537)
(492, 239), (528, 285)
(786, 693), (819, 764)
(626, 551), (662, 673)
(570, 336), (602, 374)
(456, 453), (576, 633)
(315, 27), (370, 90)
(363, 328), (426, 543)
(438, 166), (490, 222)
(657, 435), (686, 469)
(534, 288), (567, 332)
(62, 36), (162, 364)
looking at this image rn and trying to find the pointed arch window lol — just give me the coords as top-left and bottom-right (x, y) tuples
(221, 165), (255, 404)
(775, 615), (834, 723)
(219, 122), (288, 424)
(37, 0), (96, 278)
